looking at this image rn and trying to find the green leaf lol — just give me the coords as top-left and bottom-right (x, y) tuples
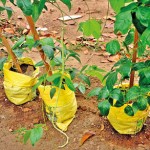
(109, 0), (124, 13)
(85, 65), (105, 84)
(17, 0), (32, 16)
(124, 105), (134, 116)
(132, 102), (139, 114)
(42, 45), (54, 59)
(78, 74), (90, 86)
(87, 87), (101, 98)
(124, 29), (134, 45)
(98, 86), (109, 100)
(23, 130), (31, 144)
(126, 86), (140, 101)
(98, 100), (111, 116)
(46, 73), (61, 82)
(0, 57), (7, 71)
(1, 0), (6, 5)
(148, 96), (150, 105)
(34, 61), (44, 67)
(60, 0), (71, 11)
(80, 19), (101, 39)
(80, 65), (88, 73)
(38, 0), (46, 15)
(5, 7), (13, 19)
(106, 72), (118, 91)
(25, 36), (35, 49)
(32, 1), (39, 22)
(136, 6), (150, 27)
(106, 40), (120, 55)
(114, 10), (132, 34)
(32, 74), (47, 91)
(114, 100), (124, 107)
(67, 53), (81, 63)
(30, 127), (43, 146)
(137, 96), (148, 110)
(110, 88), (123, 101)
(138, 41), (146, 57)
(50, 88), (56, 99)
(13, 48), (25, 58)
(40, 38), (54, 47)
(0, 6), (13, 19)
(12, 36), (25, 50)
(117, 61), (131, 79)
(78, 84), (86, 94)
(140, 26), (150, 46)
(132, 62), (145, 71)
(64, 76), (75, 91)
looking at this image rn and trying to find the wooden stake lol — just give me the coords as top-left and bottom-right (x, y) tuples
(25, 16), (52, 76)
(0, 28), (22, 73)
(129, 29), (139, 88)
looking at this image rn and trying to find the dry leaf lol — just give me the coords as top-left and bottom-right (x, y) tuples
(100, 59), (109, 63)
(66, 20), (76, 25)
(22, 107), (32, 112)
(100, 124), (105, 131)
(80, 131), (95, 146)
(107, 54), (121, 62)
(102, 33), (117, 38)
(103, 15), (115, 21)
(75, 7), (82, 14)
(4, 28), (14, 34)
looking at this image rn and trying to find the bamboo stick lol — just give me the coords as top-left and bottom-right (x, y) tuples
(0, 28), (22, 73)
(129, 29), (139, 88)
(25, 16), (52, 76)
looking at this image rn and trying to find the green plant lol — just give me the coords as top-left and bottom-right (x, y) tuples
(14, 124), (45, 146)
(88, 0), (150, 117)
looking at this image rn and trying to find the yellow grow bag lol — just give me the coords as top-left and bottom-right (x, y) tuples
(38, 83), (77, 131)
(3, 58), (39, 105)
(107, 83), (149, 134)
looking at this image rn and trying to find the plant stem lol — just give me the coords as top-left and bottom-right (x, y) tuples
(129, 29), (139, 88)
(25, 16), (52, 76)
(0, 28), (22, 73)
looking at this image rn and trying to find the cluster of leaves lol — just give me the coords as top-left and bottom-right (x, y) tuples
(107, 0), (150, 57)
(88, 0), (150, 117)
(0, 0), (13, 19)
(10, 0), (72, 22)
(14, 124), (45, 146)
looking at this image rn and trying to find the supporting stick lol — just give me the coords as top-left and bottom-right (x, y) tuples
(25, 16), (52, 76)
(129, 29), (139, 88)
(0, 28), (22, 73)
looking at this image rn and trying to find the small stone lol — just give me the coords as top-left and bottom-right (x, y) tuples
(17, 15), (23, 19)
(9, 128), (13, 132)
(33, 118), (40, 124)
(83, 50), (89, 55)
(81, 106), (87, 111)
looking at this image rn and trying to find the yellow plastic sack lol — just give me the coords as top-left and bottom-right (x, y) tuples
(3, 58), (39, 105)
(38, 83), (77, 131)
(107, 83), (149, 134)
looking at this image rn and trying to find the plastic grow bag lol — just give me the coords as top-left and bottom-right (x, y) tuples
(38, 83), (77, 131)
(107, 83), (149, 134)
(3, 58), (39, 105)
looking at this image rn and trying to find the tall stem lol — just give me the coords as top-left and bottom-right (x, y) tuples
(25, 16), (52, 76)
(129, 29), (139, 88)
(0, 28), (22, 73)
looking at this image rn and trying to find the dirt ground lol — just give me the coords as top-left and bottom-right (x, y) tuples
(0, 0), (150, 150)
